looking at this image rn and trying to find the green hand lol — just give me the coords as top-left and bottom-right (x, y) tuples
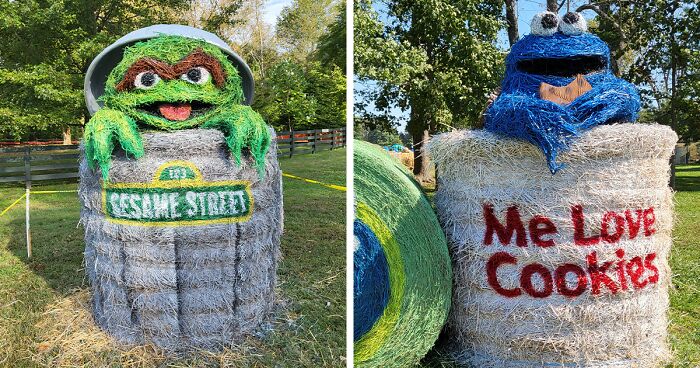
(203, 105), (271, 176)
(84, 108), (144, 181)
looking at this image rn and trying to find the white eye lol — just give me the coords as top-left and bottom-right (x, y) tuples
(180, 67), (211, 85)
(559, 12), (587, 35)
(134, 71), (160, 89)
(531, 11), (559, 36)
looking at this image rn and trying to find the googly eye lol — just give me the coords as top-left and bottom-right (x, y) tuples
(133, 71), (160, 90)
(531, 11), (559, 36)
(180, 67), (211, 85)
(559, 12), (587, 35)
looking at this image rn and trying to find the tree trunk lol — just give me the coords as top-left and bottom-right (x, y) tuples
(547, 0), (558, 12)
(505, 0), (518, 46)
(62, 126), (72, 145)
(412, 129), (430, 179)
(669, 0), (679, 189)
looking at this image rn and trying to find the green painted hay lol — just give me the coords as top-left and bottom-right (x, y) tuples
(354, 140), (452, 367)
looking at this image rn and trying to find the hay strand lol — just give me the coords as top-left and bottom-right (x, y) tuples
(353, 140), (452, 367)
(427, 123), (677, 367)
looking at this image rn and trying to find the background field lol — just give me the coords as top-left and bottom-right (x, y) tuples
(0, 148), (346, 367)
(421, 164), (700, 368)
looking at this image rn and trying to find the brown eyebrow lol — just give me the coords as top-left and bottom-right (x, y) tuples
(173, 48), (227, 88)
(115, 58), (175, 92)
(115, 49), (227, 92)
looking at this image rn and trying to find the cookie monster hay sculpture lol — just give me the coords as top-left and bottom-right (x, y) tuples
(484, 11), (640, 173)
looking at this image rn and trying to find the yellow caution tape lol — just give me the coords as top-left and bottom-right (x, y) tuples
(282, 173), (346, 192)
(0, 194), (25, 217)
(31, 190), (78, 194)
(0, 190), (77, 218)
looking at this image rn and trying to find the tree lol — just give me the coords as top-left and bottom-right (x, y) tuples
(307, 62), (346, 128)
(505, 0), (518, 46)
(580, 1), (700, 186)
(314, 0), (346, 72)
(0, 0), (187, 141)
(354, 0), (504, 178)
(276, 0), (338, 62)
(180, 0), (243, 35)
(254, 60), (316, 131)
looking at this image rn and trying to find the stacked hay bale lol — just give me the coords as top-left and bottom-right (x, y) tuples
(427, 123), (676, 367)
(354, 140), (452, 367)
(79, 128), (282, 351)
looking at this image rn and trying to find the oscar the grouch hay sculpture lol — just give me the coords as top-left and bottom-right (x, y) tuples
(354, 140), (452, 367)
(79, 25), (282, 352)
(428, 12), (677, 368)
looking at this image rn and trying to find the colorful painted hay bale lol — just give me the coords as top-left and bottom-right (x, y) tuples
(354, 140), (452, 367)
(427, 123), (676, 367)
(79, 128), (282, 351)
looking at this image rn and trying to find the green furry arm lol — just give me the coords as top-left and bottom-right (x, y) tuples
(84, 108), (144, 181)
(202, 105), (271, 176)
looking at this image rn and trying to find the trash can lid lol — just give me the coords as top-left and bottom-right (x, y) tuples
(84, 24), (254, 116)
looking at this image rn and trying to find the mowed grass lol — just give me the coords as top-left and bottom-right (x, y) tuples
(0, 148), (346, 367)
(668, 164), (700, 367)
(420, 164), (700, 368)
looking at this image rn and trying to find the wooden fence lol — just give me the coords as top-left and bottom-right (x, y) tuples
(0, 127), (346, 185)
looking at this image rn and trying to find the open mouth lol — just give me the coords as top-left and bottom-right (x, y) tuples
(138, 101), (213, 121)
(517, 55), (606, 77)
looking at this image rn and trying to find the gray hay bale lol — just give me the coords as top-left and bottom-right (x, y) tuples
(79, 128), (283, 351)
(427, 123), (677, 367)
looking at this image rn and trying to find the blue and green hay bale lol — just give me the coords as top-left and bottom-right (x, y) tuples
(353, 140), (452, 367)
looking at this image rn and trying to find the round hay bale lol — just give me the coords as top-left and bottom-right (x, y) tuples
(354, 140), (452, 367)
(78, 128), (283, 351)
(427, 123), (677, 367)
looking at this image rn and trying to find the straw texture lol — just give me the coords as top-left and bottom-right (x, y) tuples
(427, 123), (677, 367)
(354, 140), (452, 367)
(78, 128), (283, 352)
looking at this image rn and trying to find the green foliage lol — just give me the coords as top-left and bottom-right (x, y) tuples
(255, 60), (345, 131)
(588, 1), (700, 143)
(276, 0), (337, 62)
(354, 0), (504, 174)
(0, 0), (345, 141)
(255, 60), (316, 131)
(314, 0), (347, 72)
(355, 120), (401, 146)
(0, 0), (188, 140)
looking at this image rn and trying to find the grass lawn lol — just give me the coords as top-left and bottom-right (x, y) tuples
(421, 164), (700, 368)
(0, 148), (346, 367)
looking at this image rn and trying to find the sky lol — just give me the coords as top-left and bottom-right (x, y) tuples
(263, 0), (293, 28)
(357, 0), (597, 132)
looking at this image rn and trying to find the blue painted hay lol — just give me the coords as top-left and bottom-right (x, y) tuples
(354, 140), (452, 367)
(484, 32), (641, 173)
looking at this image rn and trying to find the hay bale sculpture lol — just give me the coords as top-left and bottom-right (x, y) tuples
(354, 140), (452, 367)
(79, 25), (282, 351)
(427, 12), (677, 367)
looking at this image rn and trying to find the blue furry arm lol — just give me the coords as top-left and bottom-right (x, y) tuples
(484, 93), (578, 173)
(569, 78), (641, 129)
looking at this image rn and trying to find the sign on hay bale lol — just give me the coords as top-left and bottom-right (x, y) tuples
(427, 123), (677, 367)
(79, 128), (282, 350)
(354, 140), (452, 367)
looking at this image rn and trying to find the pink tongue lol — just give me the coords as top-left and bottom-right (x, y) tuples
(159, 103), (192, 121)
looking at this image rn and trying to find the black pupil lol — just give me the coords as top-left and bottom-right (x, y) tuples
(563, 12), (579, 24)
(141, 72), (155, 87)
(541, 14), (558, 29)
(187, 68), (201, 82)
